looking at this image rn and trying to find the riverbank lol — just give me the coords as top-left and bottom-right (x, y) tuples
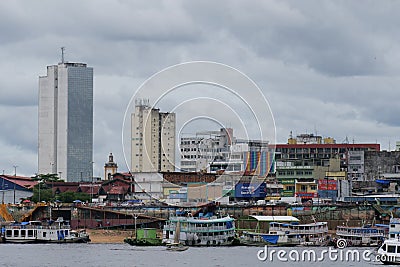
(86, 229), (133, 243)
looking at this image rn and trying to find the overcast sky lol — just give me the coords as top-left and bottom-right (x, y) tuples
(0, 1), (399, 177)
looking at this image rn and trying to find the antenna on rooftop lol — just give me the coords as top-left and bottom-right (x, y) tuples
(61, 47), (65, 63)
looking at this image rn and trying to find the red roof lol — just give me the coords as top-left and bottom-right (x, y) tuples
(79, 184), (102, 194)
(275, 143), (380, 150)
(107, 186), (128, 195)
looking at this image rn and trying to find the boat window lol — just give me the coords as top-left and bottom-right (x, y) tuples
(390, 224), (395, 228)
(397, 246), (400, 253)
(390, 234), (395, 238)
(381, 244), (387, 251)
(21, 230), (26, 237)
(28, 230), (33, 237)
(388, 245), (396, 253)
(43, 232), (47, 238)
(13, 230), (19, 237)
(6, 230), (12, 237)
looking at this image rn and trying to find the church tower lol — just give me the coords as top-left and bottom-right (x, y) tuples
(104, 153), (118, 180)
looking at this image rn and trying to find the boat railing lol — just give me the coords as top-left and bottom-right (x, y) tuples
(164, 225), (232, 232)
(269, 226), (328, 234)
(336, 229), (385, 236)
(4, 224), (71, 230)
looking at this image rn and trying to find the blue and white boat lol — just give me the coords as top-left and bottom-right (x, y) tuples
(240, 216), (328, 246)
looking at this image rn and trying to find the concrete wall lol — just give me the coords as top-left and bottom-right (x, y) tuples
(364, 151), (400, 180)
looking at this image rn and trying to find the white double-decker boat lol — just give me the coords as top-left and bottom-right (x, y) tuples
(240, 216), (328, 246)
(1, 217), (90, 243)
(162, 212), (235, 246)
(335, 224), (387, 247)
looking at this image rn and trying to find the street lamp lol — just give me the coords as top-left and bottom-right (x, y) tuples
(1, 174), (5, 204)
(134, 213), (138, 239)
(90, 161), (94, 203)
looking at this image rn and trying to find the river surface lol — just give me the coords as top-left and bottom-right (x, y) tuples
(0, 244), (387, 267)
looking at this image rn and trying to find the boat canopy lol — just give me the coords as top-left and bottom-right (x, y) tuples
(249, 215), (299, 222)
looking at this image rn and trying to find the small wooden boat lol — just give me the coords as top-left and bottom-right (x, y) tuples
(166, 221), (188, 251)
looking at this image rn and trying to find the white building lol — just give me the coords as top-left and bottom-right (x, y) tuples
(38, 60), (93, 182)
(131, 99), (176, 172)
(347, 151), (365, 181)
(131, 172), (164, 202)
(180, 128), (234, 172)
(180, 128), (271, 175)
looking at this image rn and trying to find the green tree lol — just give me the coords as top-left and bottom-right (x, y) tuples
(31, 173), (63, 203)
(58, 192), (90, 203)
(31, 187), (53, 203)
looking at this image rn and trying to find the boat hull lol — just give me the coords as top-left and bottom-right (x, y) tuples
(124, 237), (162, 246)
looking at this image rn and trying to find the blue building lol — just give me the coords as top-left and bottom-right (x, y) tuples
(0, 175), (36, 204)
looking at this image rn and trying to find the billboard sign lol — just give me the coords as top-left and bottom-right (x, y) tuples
(235, 183), (266, 198)
(318, 179), (337, 190)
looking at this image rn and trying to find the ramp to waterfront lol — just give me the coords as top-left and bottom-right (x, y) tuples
(0, 204), (14, 221)
(70, 206), (167, 229)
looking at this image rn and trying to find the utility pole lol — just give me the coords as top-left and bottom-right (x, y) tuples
(13, 165), (17, 204)
(1, 170), (5, 204)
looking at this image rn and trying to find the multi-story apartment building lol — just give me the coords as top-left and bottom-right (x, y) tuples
(38, 61), (93, 182)
(131, 99), (175, 172)
(347, 151), (365, 181)
(179, 128), (234, 172)
(275, 136), (379, 169)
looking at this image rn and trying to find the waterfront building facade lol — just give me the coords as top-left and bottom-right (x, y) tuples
(274, 134), (379, 201)
(38, 61), (93, 182)
(131, 99), (176, 172)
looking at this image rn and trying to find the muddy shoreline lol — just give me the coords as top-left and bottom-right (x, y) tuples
(86, 229), (133, 243)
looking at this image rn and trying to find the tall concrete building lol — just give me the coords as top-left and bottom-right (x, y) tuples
(131, 99), (176, 172)
(38, 61), (93, 182)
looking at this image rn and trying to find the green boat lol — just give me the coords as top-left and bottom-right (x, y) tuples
(124, 228), (162, 246)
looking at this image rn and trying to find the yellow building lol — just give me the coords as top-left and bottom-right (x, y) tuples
(295, 179), (318, 200)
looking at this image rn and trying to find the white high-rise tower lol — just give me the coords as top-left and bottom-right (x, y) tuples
(38, 56), (93, 182)
(131, 99), (176, 172)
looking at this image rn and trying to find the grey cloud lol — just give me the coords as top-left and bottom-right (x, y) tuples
(0, 0), (400, 175)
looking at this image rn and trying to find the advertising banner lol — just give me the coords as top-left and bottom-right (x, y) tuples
(235, 182), (266, 198)
(318, 179), (337, 190)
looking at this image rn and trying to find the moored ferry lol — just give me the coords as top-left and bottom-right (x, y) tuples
(1, 218), (89, 243)
(240, 228), (301, 246)
(268, 221), (329, 246)
(239, 216), (301, 246)
(335, 224), (387, 247)
(162, 212), (235, 246)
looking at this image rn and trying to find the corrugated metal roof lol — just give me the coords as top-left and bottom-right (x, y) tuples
(249, 215), (299, 222)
